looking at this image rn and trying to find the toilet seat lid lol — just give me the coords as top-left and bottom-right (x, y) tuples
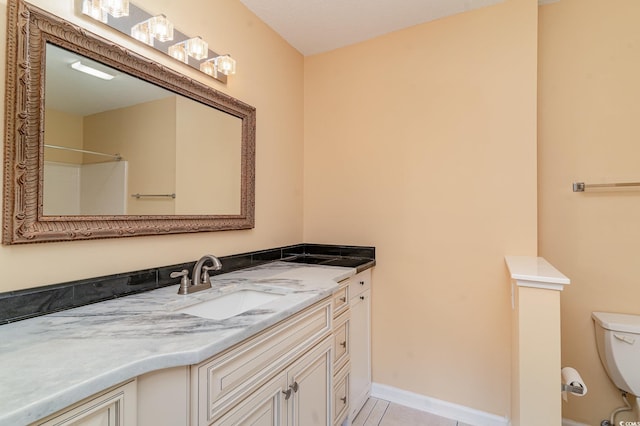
(592, 311), (640, 334)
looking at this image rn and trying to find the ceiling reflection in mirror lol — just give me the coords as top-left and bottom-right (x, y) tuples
(43, 43), (242, 216)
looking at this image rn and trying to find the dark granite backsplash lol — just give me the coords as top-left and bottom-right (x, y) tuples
(0, 244), (374, 324)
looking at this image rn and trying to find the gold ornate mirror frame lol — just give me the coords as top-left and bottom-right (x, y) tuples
(2, 0), (256, 244)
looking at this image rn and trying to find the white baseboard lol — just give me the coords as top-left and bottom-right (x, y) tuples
(371, 382), (510, 426)
(562, 419), (589, 426)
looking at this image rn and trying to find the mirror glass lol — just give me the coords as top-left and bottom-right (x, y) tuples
(43, 44), (242, 216)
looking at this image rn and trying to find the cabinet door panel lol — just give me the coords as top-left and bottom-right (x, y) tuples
(213, 372), (287, 426)
(349, 288), (371, 420)
(35, 380), (136, 426)
(287, 337), (333, 426)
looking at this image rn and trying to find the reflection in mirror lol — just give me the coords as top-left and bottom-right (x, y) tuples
(43, 44), (242, 216)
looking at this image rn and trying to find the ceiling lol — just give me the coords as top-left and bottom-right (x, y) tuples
(238, 0), (508, 56)
(46, 44), (173, 116)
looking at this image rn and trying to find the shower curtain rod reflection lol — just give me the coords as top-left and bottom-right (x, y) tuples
(573, 181), (640, 192)
(44, 144), (122, 161)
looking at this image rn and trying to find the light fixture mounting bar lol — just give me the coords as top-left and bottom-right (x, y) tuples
(88, 2), (228, 84)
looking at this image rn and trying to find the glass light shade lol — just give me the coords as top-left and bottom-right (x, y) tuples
(168, 43), (188, 64)
(102, 0), (129, 18)
(82, 0), (108, 23)
(148, 15), (174, 42)
(131, 22), (154, 46)
(185, 37), (208, 60)
(215, 55), (236, 75)
(199, 60), (217, 77)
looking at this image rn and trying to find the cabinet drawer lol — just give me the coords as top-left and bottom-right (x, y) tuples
(333, 310), (350, 371)
(193, 298), (332, 424)
(332, 284), (349, 317)
(349, 269), (371, 299)
(333, 363), (350, 426)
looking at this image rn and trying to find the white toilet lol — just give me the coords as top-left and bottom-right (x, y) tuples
(592, 311), (640, 417)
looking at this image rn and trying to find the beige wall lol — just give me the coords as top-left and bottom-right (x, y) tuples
(538, 0), (640, 424)
(175, 96), (242, 215)
(44, 108), (84, 164)
(0, 0), (304, 291)
(84, 97), (177, 215)
(304, 0), (538, 417)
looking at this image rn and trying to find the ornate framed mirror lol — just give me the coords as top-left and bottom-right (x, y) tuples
(3, 0), (256, 244)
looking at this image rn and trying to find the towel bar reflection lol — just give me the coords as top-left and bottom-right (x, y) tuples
(131, 193), (176, 199)
(572, 182), (640, 192)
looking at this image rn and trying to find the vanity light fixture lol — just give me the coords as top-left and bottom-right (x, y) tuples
(147, 14), (174, 42)
(131, 21), (153, 46)
(81, 0), (108, 23)
(102, 0), (129, 18)
(200, 55), (236, 77)
(169, 37), (208, 63)
(185, 37), (208, 60)
(70, 61), (115, 80)
(168, 42), (188, 63)
(81, 0), (129, 21)
(81, 1), (235, 84)
(214, 55), (236, 76)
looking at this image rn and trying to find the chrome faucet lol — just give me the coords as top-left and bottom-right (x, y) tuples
(171, 254), (222, 295)
(193, 254), (222, 286)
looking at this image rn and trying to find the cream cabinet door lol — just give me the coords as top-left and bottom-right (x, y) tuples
(212, 372), (288, 426)
(287, 337), (333, 426)
(35, 380), (136, 426)
(349, 288), (371, 420)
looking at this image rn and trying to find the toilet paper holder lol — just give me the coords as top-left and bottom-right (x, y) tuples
(561, 383), (585, 395)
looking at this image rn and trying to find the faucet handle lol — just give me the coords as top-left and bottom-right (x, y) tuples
(171, 269), (192, 295)
(201, 264), (220, 284)
(170, 269), (189, 279)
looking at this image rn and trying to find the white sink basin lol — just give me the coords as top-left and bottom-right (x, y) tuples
(177, 290), (283, 320)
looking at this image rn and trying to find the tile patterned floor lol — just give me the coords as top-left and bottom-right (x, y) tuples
(352, 397), (474, 426)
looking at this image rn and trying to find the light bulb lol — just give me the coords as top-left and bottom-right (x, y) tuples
(82, 0), (108, 23)
(148, 15), (174, 42)
(169, 43), (188, 64)
(102, 0), (129, 18)
(200, 60), (217, 77)
(185, 37), (208, 60)
(131, 22), (154, 46)
(215, 55), (236, 76)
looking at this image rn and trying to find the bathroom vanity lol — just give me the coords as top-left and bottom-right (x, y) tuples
(0, 261), (373, 426)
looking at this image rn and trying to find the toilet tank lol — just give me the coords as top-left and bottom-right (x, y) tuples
(592, 311), (640, 396)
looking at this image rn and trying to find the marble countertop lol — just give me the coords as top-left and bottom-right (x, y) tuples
(504, 256), (570, 291)
(0, 261), (356, 426)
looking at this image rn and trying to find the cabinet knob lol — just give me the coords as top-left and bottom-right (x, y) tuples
(290, 381), (299, 393)
(359, 281), (364, 285)
(340, 297), (347, 303)
(283, 388), (292, 400)
(340, 341), (347, 348)
(340, 396), (347, 404)
(360, 295), (365, 300)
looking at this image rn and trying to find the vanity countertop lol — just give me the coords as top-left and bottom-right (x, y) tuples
(0, 261), (357, 425)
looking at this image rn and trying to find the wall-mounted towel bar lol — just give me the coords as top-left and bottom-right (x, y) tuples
(572, 181), (640, 192)
(44, 144), (122, 161)
(131, 193), (176, 199)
